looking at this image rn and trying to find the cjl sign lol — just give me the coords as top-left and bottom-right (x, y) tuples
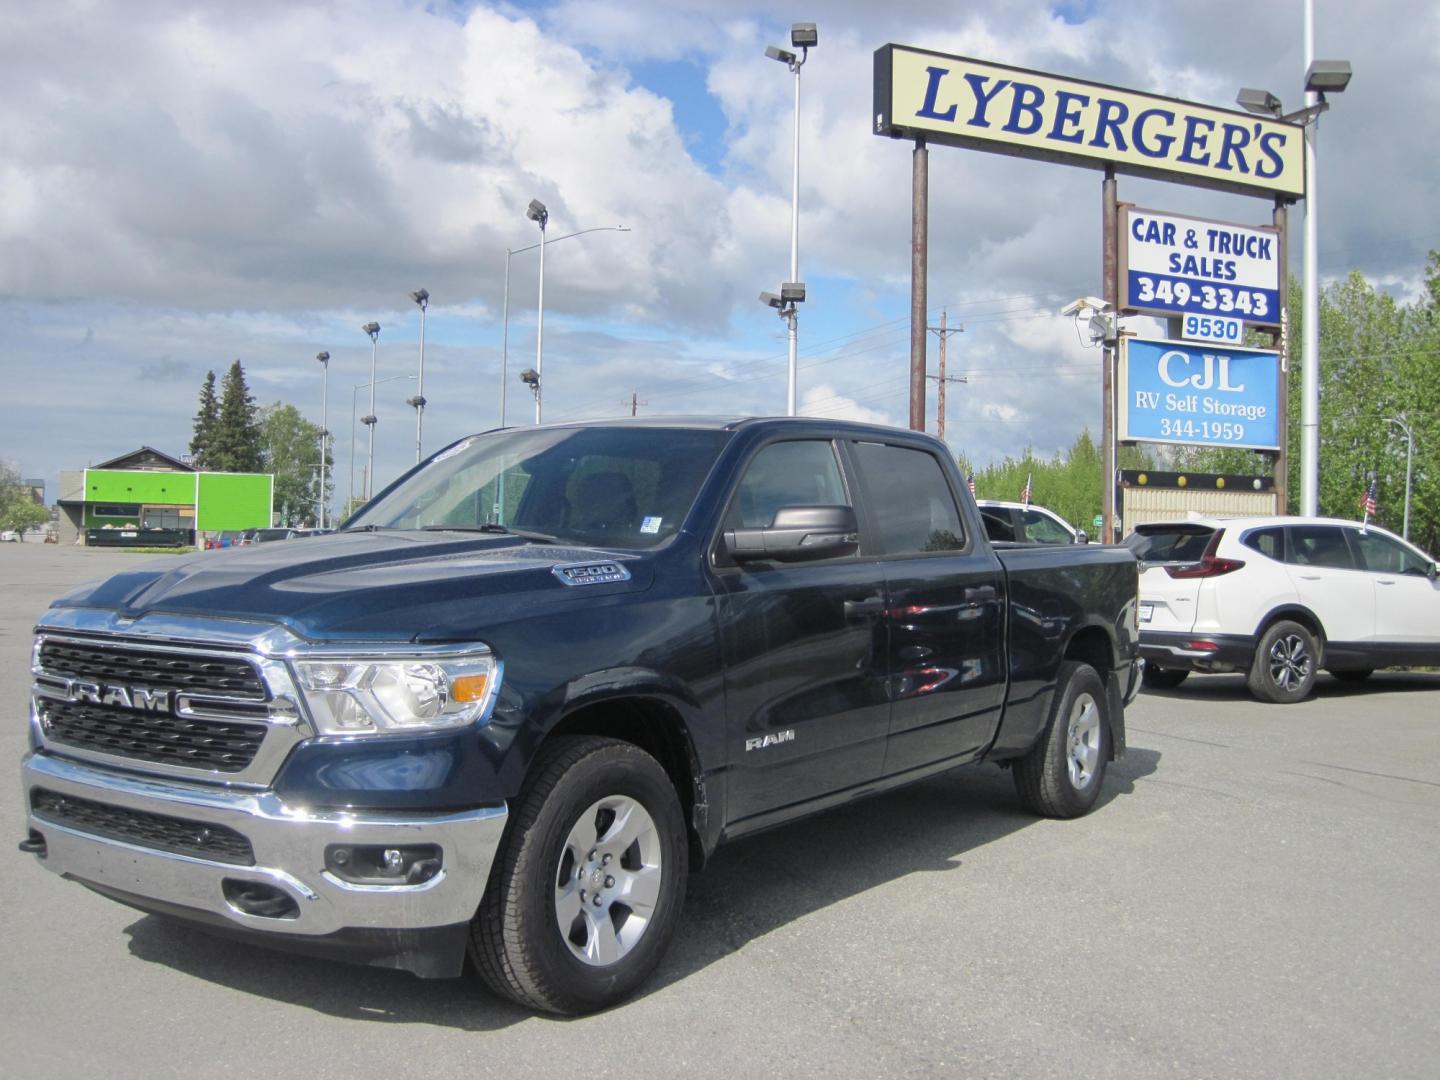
(1119, 338), (1280, 450)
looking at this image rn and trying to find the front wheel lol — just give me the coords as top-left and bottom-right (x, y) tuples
(1247, 620), (1319, 703)
(1014, 661), (1111, 819)
(469, 736), (688, 1014)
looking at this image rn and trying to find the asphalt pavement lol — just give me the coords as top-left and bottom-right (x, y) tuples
(3, 544), (1437, 1079)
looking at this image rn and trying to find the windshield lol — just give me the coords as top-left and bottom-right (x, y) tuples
(346, 426), (732, 550)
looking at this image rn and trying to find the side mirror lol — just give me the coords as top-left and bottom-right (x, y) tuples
(1075, 530), (1090, 545)
(1428, 561), (1438, 580)
(725, 505), (859, 563)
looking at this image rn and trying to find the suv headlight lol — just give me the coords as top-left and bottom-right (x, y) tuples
(291, 647), (499, 736)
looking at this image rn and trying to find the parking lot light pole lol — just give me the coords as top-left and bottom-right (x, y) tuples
(408, 290), (429, 464)
(1383, 416), (1414, 540)
(361, 322), (381, 500)
(349, 373), (413, 515)
(315, 351), (330, 528)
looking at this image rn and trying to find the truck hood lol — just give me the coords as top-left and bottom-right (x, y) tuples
(49, 530), (653, 642)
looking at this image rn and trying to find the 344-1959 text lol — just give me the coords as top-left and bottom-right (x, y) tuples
(1158, 418), (1246, 442)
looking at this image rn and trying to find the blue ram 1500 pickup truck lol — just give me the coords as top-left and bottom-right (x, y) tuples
(21, 417), (1139, 1013)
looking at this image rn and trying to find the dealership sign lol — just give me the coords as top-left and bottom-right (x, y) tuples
(873, 46), (1305, 199)
(1119, 338), (1281, 450)
(1121, 208), (1281, 326)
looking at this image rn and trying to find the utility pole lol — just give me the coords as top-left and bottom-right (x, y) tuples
(625, 391), (649, 417)
(926, 310), (965, 441)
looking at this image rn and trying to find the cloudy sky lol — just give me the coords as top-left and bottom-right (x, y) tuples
(2, 0), (1434, 514)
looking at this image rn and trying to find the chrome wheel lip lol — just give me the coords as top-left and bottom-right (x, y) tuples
(554, 794), (663, 968)
(1267, 633), (1313, 691)
(1066, 692), (1101, 789)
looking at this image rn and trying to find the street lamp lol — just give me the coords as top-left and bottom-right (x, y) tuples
(315, 350), (330, 529)
(1383, 416), (1414, 540)
(349, 374), (415, 514)
(499, 225), (629, 431)
(408, 289), (429, 464)
(526, 199), (549, 424)
(764, 22), (816, 416)
(361, 322), (381, 499)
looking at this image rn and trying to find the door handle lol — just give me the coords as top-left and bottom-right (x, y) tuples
(844, 596), (885, 619)
(1377, 579), (1396, 586)
(1298, 574), (1322, 581)
(964, 585), (998, 603)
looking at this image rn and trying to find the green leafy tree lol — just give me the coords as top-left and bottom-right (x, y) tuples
(209, 360), (263, 473)
(0, 464), (50, 539)
(259, 403), (331, 526)
(189, 370), (219, 469)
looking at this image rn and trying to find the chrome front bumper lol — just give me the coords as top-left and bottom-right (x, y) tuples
(22, 752), (506, 960)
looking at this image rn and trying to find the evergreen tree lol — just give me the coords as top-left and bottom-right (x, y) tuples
(210, 360), (263, 472)
(189, 370), (219, 469)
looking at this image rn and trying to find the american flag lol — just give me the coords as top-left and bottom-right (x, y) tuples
(1021, 473), (1032, 506)
(1360, 477), (1377, 520)
(967, 472), (976, 496)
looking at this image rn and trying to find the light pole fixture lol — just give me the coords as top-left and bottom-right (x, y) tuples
(361, 321), (381, 500)
(1383, 416), (1414, 541)
(408, 289), (429, 464)
(499, 225), (630, 432)
(1235, 36), (1351, 518)
(526, 199), (549, 424)
(764, 22), (816, 416)
(315, 350), (330, 529)
(349, 374), (414, 515)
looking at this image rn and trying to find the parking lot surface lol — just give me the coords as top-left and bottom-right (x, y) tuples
(3, 544), (1437, 1079)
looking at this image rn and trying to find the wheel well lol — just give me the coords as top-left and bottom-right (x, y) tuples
(546, 698), (708, 867)
(1255, 606), (1326, 646)
(1063, 626), (1113, 675)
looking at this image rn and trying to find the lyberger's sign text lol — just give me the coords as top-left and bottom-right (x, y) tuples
(874, 45), (1304, 199)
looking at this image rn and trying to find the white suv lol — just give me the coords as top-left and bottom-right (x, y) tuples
(1127, 515), (1440, 703)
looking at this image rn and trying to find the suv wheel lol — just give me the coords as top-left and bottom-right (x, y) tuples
(1247, 620), (1319, 704)
(1141, 665), (1189, 690)
(470, 736), (687, 1014)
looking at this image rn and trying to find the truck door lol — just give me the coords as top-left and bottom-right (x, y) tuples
(845, 440), (1007, 775)
(712, 439), (890, 825)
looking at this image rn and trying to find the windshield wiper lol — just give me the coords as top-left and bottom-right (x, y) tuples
(420, 523), (557, 544)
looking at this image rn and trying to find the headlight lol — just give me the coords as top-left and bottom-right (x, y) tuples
(291, 648), (499, 737)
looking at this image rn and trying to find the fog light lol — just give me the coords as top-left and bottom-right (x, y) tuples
(325, 843), (442, 885)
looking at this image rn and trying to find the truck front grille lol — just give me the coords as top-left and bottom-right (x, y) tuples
(38, 699), (267, 772)
(38, 638), (266, 699)
(30, 787), (256, 866)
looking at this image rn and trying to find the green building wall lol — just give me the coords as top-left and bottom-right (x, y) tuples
(80, 469), (272, 532)
(195, 473), (274, 531)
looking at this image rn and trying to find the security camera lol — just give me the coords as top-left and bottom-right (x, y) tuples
(520, 368), (540, 387)
(759, 291), (785, 309)
(1060, 296), (1109, 317)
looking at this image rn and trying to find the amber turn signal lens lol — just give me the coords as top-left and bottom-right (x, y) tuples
(451, 674), (490, 703)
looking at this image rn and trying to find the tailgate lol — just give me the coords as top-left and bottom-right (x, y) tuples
(1137, 564), (1201, 632)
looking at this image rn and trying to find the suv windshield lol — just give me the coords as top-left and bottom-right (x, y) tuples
(347, 426), (732, 550)
(1125, 523), (1216, 563)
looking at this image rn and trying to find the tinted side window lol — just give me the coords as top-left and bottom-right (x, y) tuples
(1287, 525), (1355, 569)
(1021, 509), (1073, 544)
(1241, 526), (1285, 561)
(980, 507), (1016, 542)
(850, 442), (965, 555)
(1351, 530), (1430, 575)
(728, 441), (847, 529)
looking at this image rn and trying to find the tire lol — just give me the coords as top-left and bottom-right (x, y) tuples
(1247, 620), (1319, 704)
(1330, 668), (1373, 683)
(1014, 661), (1110, 819)
(1141, 664), (1189, 690)
(469, 736), (688, 1015)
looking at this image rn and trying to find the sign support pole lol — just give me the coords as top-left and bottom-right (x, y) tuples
(910, 137), (928, 432)
(1272, 197), (1290, 512)
(1101, 166), (1118, 544)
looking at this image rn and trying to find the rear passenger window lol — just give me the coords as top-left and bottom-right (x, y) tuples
(1242, 527), (1285, 561)
(1286, 525), (1355, 569)
(849, 442), (965, 554)
(980, 508), (1016, 542)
